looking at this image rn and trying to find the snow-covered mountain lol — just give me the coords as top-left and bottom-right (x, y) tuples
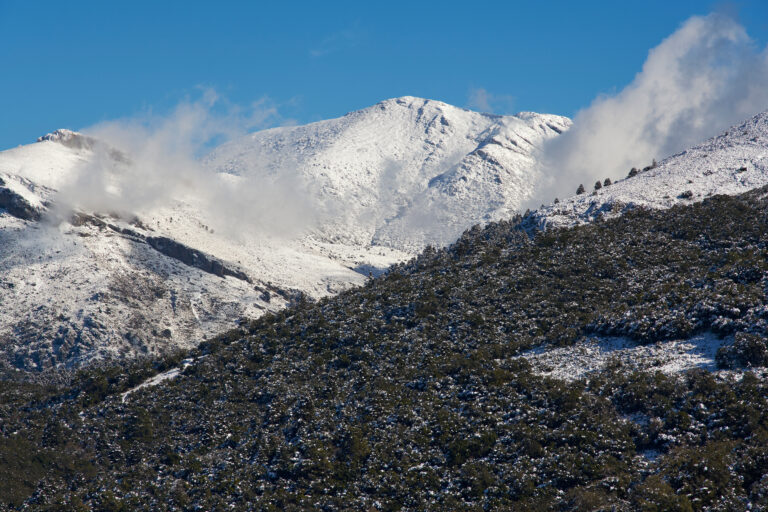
(0, 97), (569, 372)
(206, 96), (570, 252)
(531, 110), (768, 229)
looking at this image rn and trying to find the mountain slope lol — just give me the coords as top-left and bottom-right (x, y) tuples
(7, 185), (768, 510)
(533, 110), (768, 229)
(0, 98), (568, 372)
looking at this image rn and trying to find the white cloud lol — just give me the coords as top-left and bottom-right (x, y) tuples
(467, 87), (515, 114)
(309, 25), (360, 57)
(54, 91), (320, 239)
(535, 13), (768, 203)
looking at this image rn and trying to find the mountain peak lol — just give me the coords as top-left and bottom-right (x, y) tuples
(206, 97), (570, 252)
(37, 129), (95, 150)
(38, 128), (80, 142)
(367, 96), (466, 117)
(376, 95), (435, 107)
(0, 96), (571, 373)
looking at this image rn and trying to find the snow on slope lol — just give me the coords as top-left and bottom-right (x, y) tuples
(205, 96), (570, 252)
(0, 97), (568, 372)
(0, 218), (276, 371)
(0, 136), (285, 371)
(517, 333), (727, 382)
(0, 137), (369, 371)
(533, 111), (768, 229)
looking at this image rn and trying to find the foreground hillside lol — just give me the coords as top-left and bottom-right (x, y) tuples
(5, 187), (768, 510)
(0, 98), (567, 374)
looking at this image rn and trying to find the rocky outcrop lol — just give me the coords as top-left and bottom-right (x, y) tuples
(0, 186), (41, 221)
(145, 236), (251, 282)
(37, 129), (95, 150)
(70, 212), (251, 283)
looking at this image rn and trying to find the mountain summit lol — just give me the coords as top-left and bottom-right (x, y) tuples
(205, 96), (570, 252)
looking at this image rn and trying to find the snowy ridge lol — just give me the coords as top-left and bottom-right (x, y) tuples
(206, 96), (570, 252)
(533, 110), (768, 229)
(0, 135), (91, 189)
(0, 139), (361, 371)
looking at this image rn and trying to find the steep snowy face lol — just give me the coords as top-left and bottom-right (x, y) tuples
(205, 96), (570, 252)
(533, 110), (768, 229)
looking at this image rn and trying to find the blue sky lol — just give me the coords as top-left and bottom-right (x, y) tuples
(1, 1), (767, 149)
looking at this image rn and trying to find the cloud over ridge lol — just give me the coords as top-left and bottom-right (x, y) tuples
(55, 92), (318, 239)
(536, 13), (768, 203)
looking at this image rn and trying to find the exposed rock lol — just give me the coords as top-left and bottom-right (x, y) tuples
(146, 236), (251, 282)
(69, 211), (252, 283)
(0, 187), (41, 221)
(37, 129), (96, 150)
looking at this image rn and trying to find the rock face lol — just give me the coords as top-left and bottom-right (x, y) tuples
(0, 186), (40, 221)
(145, 237), (251, 282)
(37, 129), (95, 150)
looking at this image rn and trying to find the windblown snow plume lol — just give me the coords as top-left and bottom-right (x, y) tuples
(537, 13), (768, 203)
(55, 92), (318, 238)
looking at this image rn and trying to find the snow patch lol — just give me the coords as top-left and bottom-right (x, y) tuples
(518, 332), (727, 381)
(121, 357), (195, 402)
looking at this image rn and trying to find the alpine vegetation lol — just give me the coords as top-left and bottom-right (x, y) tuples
(4, 186), (768, 509)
